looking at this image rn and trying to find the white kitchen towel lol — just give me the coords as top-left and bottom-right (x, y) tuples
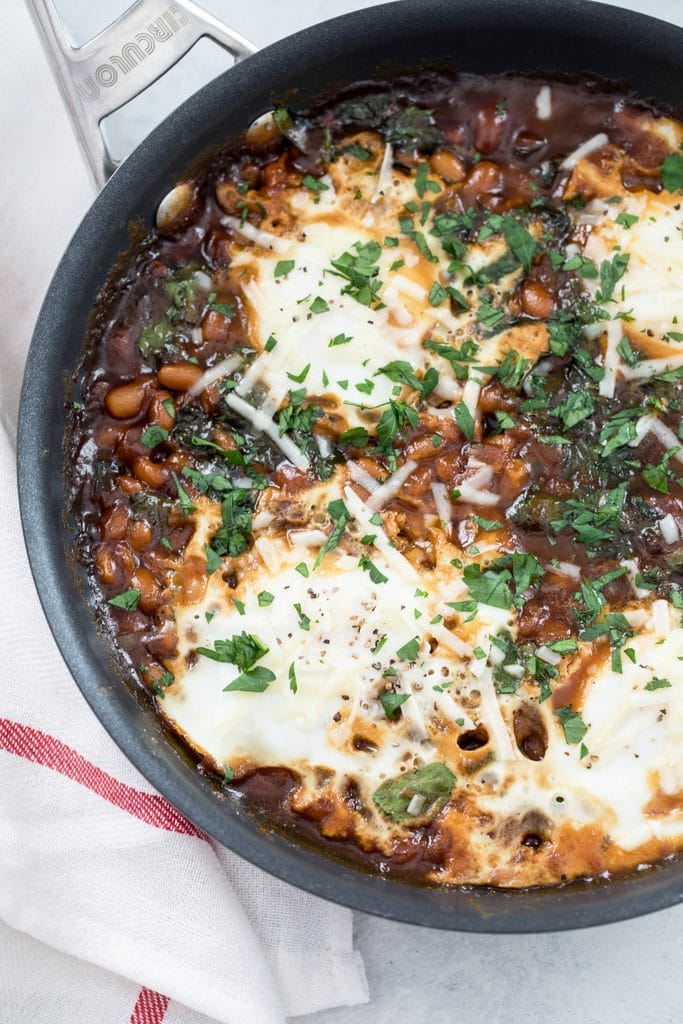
(0, 1), (368, 1021)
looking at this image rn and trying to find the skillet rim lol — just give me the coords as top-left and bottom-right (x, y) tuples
(17, 0), (683, 931)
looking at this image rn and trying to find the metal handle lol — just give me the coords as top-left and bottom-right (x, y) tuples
(26, 0), (257, 189)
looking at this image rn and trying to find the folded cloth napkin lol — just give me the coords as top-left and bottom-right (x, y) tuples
(0, 2), (368, 1021)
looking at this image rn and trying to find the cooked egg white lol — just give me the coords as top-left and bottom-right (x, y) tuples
(226, 145), (534, 427)
(157, 125), (683, 880)
(580, 190), (683, 344)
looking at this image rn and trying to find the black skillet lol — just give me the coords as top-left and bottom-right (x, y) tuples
(18, 0), (683, 931)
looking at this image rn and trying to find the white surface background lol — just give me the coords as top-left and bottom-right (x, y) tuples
(32, 1), (683, 1021)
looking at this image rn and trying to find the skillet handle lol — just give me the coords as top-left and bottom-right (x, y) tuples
(25, 0), (257, 190)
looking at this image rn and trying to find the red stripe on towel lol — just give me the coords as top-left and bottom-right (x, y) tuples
(0, 718), (204, 839)
(130, 988), (170, 1024)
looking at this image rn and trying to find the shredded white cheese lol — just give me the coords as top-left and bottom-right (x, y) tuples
(535, 85), (552, 120)
(223, 392), (310, 470)
(371, 143), (394, 203)
(599, 320), (623, 398)
(431, 481), (452, 527)
(347, 461), (380, 494)
(560, 132), (609, 171)
(221, 215), (291, 254)
(188, 355), (241, 397)
(659, 514), (681, 545)
(367, 460), (418, 512)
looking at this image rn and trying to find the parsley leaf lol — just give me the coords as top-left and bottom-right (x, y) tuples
(376, 360), (422, 391)
(140, 425), (169, 449)
(476, 301), (505, 331)
(372, 763), (455, 822)
(554, 389), (594, 429)
(463, 563), (513, 610)
(555, 706), (588, 744)
(396, 636), (420, 661)
(615, 211), (639, 229)
(210, 489), (254, 558)
(359, 555), (388, 585)
(314, 500), (350, 569)
(380, 692), (410, 718)
(274, 260), (295, 278)
(224, 666), (276, 692)
(642, 446), (680, 494)
(329, 240), (383, 307)
(596, 252), (630, 303)
(424, 338), (479, 380)
(197, 631), (268, 670)
(108, 589), (141, 611)
(302, 174), (329, 193)
(645, 677), (672, 691)
(171, 471), (197, 515)
(453, 402), (475, 442)
(339, 426), (370, 447)
(501, 215), (537, 272)
(661, 149), (683, 193)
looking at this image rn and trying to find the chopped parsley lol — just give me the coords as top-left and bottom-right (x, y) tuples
(274, 260), (295, 278)
(396, 636), (420, 661)
(453, 401), (475, 442)
(314, 499), (350, 569)
(224, 666), (276, 693)
(108, 589), (141, 611)
(328, 240), (383, 307)
(372, 763), (455, 822)
(555, 706), (588, 745)
(645, 677), (672, 691)
(359, 555), (388, 585)
(661, 148), (683, 193)
(380, 692), (410, 718)
(302, 174), (329, 193)
(196, 631), (268, 670)
(140, 425), (169, 449)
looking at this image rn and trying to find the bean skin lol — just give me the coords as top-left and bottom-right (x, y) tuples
(435, 449), (463, 485)
(402, 462), (433, 498)
(105, 378), (151, 419)
(157, 362), (204, 392)
(94, 546), (118, 585)
(147, 390), (175, 430)
(405, 433), (442, 461)
(429, 150), (466, 183)
(118, 475), (144, 496)
(101, 504), (129, 542)
(95, 540), (135, 585)
(164, 451), (190, 474)
(460, 161), (503, 206)
(128, 519), (154, 551)
(130, 567), (164, 613)
(201, 309), (232, 344)
(95, 422), (124, 448)
(520, 279), (555, 319)
(132, 456), (169, 490)
(472, 104), (506, 154)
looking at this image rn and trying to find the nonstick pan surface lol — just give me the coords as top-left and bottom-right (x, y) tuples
(18, 0), (683, 931)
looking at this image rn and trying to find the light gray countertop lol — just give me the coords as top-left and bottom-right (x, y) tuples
(51, 1), (683, 1020)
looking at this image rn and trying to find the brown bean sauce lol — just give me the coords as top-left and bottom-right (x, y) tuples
(67, 71), (683, 886)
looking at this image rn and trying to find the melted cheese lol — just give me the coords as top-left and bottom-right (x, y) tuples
(225, 159), (534, 428)
(161, 487), (683, 858)
(580, 190), (683, 347)
(153, 123), (683, 885)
